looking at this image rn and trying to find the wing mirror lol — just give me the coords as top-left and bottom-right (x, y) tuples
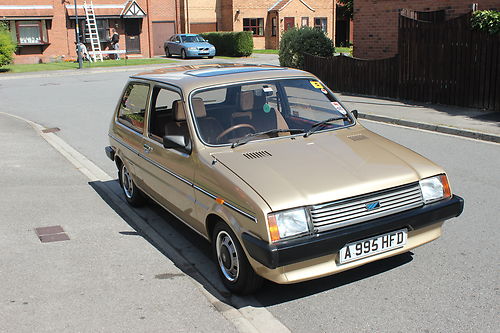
(351, 109), (358, 119)
(163, 135), (192, 154)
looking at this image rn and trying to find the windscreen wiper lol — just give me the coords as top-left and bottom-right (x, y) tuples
(231, 128), (305, 148)
(303, 115), (350, 137)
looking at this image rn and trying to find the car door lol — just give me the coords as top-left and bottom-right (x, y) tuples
(172, 35), (182, 55)
(140, 84), (200, 232)
(114, 81), (151, 190)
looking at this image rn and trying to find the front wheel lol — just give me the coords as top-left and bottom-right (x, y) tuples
(208, 56), (214, 59)
(165, 47), (171, 57)
(119, 163), (144, 207)
(212, 222), (262, 294)
(181, 49), (187, 59)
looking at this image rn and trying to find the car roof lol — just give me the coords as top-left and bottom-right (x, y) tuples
(130, 64), (314, 93)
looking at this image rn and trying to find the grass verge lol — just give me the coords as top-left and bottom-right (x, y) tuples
(252, 49), (279, 54)
(0, 58), (177, 74)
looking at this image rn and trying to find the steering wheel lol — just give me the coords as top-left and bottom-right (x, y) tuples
(216, 124), (256, 143)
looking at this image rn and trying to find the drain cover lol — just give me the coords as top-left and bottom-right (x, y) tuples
(35, 225), (69, 243)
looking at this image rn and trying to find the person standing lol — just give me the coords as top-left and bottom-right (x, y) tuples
(110, 28), (120, 60)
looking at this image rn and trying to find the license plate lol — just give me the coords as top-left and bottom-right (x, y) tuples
(339, 229), (407, 264)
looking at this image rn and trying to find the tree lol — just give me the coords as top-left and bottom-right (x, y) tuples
(338, 0), (353, 20)
(0, 22), (16, 67)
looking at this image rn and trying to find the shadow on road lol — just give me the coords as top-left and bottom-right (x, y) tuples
(89, 179), (414, 308)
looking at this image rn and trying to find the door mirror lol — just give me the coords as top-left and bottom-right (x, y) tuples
(351, 109), (358, 119)
(163, 135), (192, 154)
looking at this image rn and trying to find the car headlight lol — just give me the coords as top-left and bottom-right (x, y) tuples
(419, 174), (451, 204)
(267, 208), (310, 242)
(187, 47), (197, 51)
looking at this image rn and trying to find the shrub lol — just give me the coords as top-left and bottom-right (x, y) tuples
(471, 10), (500, 35)
(200, 31), (253, 57)
(279, 27), (334, 69)
(0, 22), (17, 67)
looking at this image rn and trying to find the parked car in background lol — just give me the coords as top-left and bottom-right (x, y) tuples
(164, 34), (216, 59)
(106, 64), (464, 294)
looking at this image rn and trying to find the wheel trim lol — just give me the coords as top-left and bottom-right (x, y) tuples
(121, 166), (134, 199)
(216, 231), (240, 282)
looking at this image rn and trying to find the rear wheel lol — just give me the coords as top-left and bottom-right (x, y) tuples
(181, 49), (187, 59)
(119, 163), (144, 207)
(212, 222), (263, 294)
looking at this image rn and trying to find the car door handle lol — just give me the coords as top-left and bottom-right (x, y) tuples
(143, 144), (153, 153)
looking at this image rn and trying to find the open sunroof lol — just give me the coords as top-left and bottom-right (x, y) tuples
(186, 66), (284, 77)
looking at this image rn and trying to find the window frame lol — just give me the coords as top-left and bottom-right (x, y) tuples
(80, 19), (110, 43)
(148, 84), (185, 143)
(15, 20), (48, 45)
(243, 18), (264, 36)
(314, 17), (327, 33)
(271, 17), (277, 36)
(301, 17), (309, 27)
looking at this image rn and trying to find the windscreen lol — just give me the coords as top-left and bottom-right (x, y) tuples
(190, 78), (353, 145)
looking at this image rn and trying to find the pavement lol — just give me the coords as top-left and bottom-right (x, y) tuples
(338, 93), (500, 143)
(0, 113), (240, 332)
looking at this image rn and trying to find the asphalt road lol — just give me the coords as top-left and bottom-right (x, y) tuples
(0, 64), (498, 332)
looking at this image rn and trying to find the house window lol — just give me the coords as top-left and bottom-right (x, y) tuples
(243, 18), (264, 36)
(314, 18), (327, 33)
(80, 19), (110, 43)
(301, 17), (309, 27)
(271, 17), (277, 36)
(16, 21), (47, 45)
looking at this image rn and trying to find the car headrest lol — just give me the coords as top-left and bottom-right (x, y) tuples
(192, 97), (207, 118)
(172, 100), (186, 121)
(240, 91), (254, 111)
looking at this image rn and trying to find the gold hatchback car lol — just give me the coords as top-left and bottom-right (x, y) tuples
(106, 64), (464, 294)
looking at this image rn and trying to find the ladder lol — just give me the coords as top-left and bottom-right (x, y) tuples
(83, 1), (103, 62)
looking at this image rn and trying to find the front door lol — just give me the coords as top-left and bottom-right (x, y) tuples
(125, 18), (141, 54)
(141, 85), (200, 232)
(284, 17), (295, 31)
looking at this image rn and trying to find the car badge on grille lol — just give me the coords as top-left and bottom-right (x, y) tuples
(365, 201), (381, 210)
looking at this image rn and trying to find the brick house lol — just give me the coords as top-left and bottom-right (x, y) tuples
(0, 0), (180, 63)
(1, 0), (336, 64)
(353, 0), (499, 59)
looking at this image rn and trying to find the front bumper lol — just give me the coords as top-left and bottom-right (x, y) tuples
(186, 49), (215, 57)
(242, 195), (464, 269)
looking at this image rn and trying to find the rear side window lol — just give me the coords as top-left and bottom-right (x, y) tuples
(117, 83), (150, 133)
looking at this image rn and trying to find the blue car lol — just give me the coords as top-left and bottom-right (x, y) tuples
(164, 34), (216, 59)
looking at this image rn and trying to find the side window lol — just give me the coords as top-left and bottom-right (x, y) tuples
(149, 87), (185, 140)
(117, 83), (150, 133)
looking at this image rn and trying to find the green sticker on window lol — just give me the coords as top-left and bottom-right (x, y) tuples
(263, 103), (271, 113)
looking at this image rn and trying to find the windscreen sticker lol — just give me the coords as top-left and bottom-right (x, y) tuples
(310, 81), (324, 89)
(263, 86), (273, 93)
(263, 103), (271, 113)
(321, 88), (328, 94)
(332, 102), (347, 115)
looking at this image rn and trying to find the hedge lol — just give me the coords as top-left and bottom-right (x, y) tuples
(471, 10), (500, 35)
(279, 27), (334, 69)
(200, 31), (253, 57)
(0, 22), (16, 67)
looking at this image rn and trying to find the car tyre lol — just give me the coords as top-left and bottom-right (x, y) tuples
(119, 163), (144, 207)
(212, 222), (263, 294)
(181, 49), (187, 59)
(208, 56), (214, 59)
(165, 47), (171, 58)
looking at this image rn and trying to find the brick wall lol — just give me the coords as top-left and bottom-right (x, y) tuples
(354, 0), (499, 59)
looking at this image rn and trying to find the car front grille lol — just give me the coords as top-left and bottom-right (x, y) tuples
(198, 48), (209, 51)
(309, 182), (423, 233)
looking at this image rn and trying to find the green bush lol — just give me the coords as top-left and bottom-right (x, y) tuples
(200, 31), (253, 57)
(0, 22), (17, 67)
(279, 27), (334, 69)
(471, 10), (500, 35)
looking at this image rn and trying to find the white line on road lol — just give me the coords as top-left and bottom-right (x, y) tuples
(1, 111), (290, 333)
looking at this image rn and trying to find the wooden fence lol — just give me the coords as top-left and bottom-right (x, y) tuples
(304, 13), (500, 111)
